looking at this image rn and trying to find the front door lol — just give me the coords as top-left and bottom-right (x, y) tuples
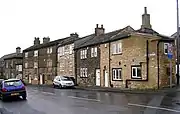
(40, 74), (43, 85)
(104, 70), (108, 87)
(29, 75), (31, 83)
(96, 69), (100, 86)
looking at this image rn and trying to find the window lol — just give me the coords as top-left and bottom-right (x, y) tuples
(164, 43), (169, 54)
(47, 59), (52, 67)
(91, 47), (97, 57)
(25, 52), (28, 58)
(69, 45), (74, 54)
(80, 49), (87, 59)
(132, 66), (141, 78)
(25, 63), (28, 69)
(34, 62), (38, 68)
(18, 65), (22, 71)
(16, 65), (22, 71)
(47, 47), (52, 54)
(34, 50), (38, 57)
(6, 62), (8, 68)
(80, 68), (87, 77)
(112, 42), (122, 54)
(112, 68), (122, 80)
(58, 47), (64, 56)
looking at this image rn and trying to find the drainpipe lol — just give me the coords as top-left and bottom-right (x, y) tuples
(157, 41), (160, 89)
(108, 42), (111, 87)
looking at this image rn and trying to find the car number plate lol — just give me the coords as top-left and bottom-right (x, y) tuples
(11, 93), (19, 96)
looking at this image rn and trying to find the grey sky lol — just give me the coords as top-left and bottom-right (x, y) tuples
(0, 0), (177, 57)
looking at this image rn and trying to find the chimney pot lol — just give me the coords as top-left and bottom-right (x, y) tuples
(96, 24), (99, 28)
(144, 7), (147, 14)
(101, 24), (103, 28)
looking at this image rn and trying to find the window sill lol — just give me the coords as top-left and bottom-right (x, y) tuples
(131, 77), (142, 79)
(112, 53), (122, 56)
(112, 79), (123, 81)
(80, 77), (88, 78)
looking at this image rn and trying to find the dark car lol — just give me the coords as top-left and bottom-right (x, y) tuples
(0, 79), (27, 101)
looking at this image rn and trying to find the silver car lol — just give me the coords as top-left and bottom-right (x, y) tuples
(53, 76), (75, 88)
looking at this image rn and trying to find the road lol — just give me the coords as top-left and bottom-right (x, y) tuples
(0, 86), (180, 114)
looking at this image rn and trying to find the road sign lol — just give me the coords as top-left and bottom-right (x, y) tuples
(168, 44), (173, 59)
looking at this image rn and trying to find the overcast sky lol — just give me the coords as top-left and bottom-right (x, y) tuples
(0, 0), (177, 57)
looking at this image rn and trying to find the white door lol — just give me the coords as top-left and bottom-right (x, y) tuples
(40, 74), (43, 85)
(96, 69), (100, 86)
(29, 76), (31, 83)
(104, 70), (108, 87)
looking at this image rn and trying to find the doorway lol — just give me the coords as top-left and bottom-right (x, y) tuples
(96, 69), (100, 86)
(104, 70), (108, 87)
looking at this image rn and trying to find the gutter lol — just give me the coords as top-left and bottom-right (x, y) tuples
(125, 40), (149, 88)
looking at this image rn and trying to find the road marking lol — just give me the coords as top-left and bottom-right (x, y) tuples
(68, 96), (101, 102)
(42, 92), (55, 95)
(128, 103), (180, 113)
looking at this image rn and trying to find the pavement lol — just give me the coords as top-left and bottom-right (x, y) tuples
(0, 86), (180, 113)
(27, 84), (179, 94)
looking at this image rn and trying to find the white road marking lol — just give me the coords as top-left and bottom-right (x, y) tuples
(68, 96), (101, 102)
(42, 92), (55, 95)
(128, 103), (180, 113)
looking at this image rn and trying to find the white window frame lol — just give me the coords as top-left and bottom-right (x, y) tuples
(25, 62), (28, 69)
(112, 42), (122, 54)
(69, 45), (74, 54)
(18, 65), (22, 71)
(47, 59), (52, 67)
(80, 49), (87, 59)
(6, 62), (8, 68)
(47, 47), (52, 54)
(34, 62), (38, 68)
(112, 68), (122, 80)
(80, 68), (87, 77)
(91, 47), (97, 57)
(132, 66), (141, 78)
(25, 52), (28, 58)
(58, 46), (64, 56)
(164, 43), (169, 54)
(34, 50), (38, 57)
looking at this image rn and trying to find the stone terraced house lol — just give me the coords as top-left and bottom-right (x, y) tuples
(2, 47), (23, 79)
(75, 7), (176, 89)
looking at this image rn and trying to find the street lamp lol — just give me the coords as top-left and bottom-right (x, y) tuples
(176, 0), (180, 85)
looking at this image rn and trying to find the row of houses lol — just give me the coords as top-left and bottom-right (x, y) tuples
(0, 7), (177, 89)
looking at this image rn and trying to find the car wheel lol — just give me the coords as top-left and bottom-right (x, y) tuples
(1, 95), (5, 101)
(22, 95), (27, 100)
(53, 83), (56, 88)
(59, 84), (62, 89)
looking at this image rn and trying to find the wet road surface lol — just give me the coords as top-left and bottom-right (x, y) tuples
(0, 86), (180, 114)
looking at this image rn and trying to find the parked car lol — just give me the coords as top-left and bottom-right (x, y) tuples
(53, 76), (75, 88)
(0, 79), (27, 101)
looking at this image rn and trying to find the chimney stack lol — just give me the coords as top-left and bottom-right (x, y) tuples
(141, 7), (152, 29)
(95, 24), (105, 36)
(43, 37), (50, 44)
(34, 37), (40, 45)
(16, 47), (21, 54)
(70, 33), (79, 38)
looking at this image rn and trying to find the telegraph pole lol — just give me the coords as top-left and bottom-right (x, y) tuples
(176, 0), (180, 85)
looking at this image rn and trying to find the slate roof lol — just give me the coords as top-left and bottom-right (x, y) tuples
(2, 53), (23, 60)
(23, 34), (80, 52)
(135, 27), (159, 35)
(74, 26), (134, 50)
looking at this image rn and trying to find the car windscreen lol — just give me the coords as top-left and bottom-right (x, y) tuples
(4, 80), (22, 87)
(61, 76), (72, 81)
